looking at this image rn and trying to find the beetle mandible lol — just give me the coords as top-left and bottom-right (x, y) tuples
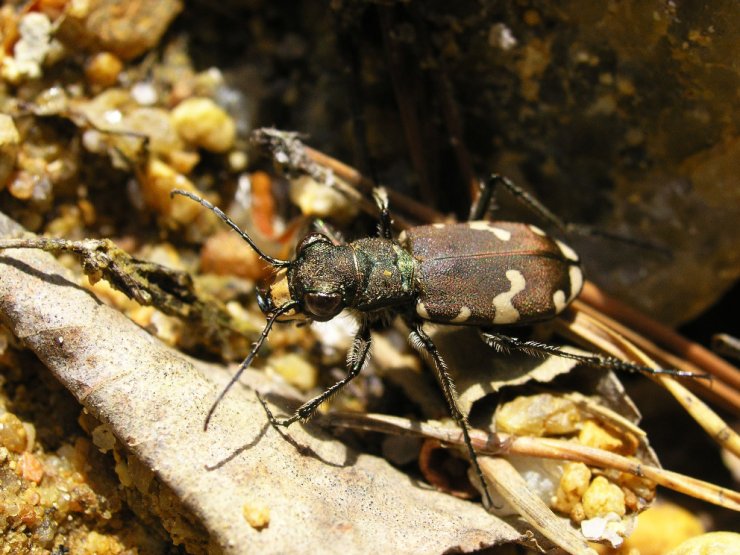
(173, 174), (695, 506)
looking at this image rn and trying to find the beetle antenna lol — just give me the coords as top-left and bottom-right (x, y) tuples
(170, 189), (291, 268)
(204, 300), (299, 430)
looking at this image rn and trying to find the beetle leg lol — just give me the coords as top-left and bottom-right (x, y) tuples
(259, 323), (372, 427)
(470, 174), (569, 228)
(408, 323), (496, 508)
(479, 331), (710, 380)
(468, 174), (497, 221)
(372, 187), (393, 240)
(473, 175), (670, 254)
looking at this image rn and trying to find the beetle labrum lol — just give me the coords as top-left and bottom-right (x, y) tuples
(172, 174), (698, 507)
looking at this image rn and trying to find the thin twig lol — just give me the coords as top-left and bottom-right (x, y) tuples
(0, 236), (257, 356)
(566, 295), (740, 414)
(580, 281), (740, 393)
(326, 412), (740, 511)
(251, 128), (439, 227)
(558, 305), (740, 458)
(479, 457), (596, 555)
(304, 146), (445, 224)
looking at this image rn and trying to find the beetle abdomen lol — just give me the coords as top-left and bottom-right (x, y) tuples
(400, 222), (583, 326)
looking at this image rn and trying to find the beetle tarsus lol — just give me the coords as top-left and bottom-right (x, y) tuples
(258, 323), (372, 427)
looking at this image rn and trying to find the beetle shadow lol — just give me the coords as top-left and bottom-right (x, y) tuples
(204, 419), (272, 471)
(259, 390), (360, 468)
(205, 390), (358, 471)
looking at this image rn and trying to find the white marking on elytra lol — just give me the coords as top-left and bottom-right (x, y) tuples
(556, 239), (579, 262)
(416, 302), (430, 319)
(450, 306), (472, 323)
(432, 223), (446, 229)
(568, 266), (584, 302)
(552, 290), (567, 313)
(529, 224), (546, 236)
(397, 230), (407, 244)
(469, 221), (511, 241)
(492, 269), (526, 324)
(491, 227), (512, 241)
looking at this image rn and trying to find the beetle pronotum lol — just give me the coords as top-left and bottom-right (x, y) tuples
(173, 173), (699, 506)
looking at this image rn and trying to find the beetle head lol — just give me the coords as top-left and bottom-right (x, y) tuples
(261, 232), (359, 322)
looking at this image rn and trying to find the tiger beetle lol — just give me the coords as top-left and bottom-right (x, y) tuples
(172, 174), (701, 508)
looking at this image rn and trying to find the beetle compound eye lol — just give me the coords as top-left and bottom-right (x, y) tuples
(297, 232), (331, 253)
(304, 291), (343, 321)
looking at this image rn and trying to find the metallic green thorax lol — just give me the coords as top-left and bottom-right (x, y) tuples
(351, 237), (417, 311)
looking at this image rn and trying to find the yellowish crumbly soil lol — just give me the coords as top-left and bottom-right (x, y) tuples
(0, 328), (175, 555)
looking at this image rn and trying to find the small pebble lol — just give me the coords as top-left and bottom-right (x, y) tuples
(582, 476), (626, 518)
(269, 352), (318, 392)
(171, 97), (236, 153)
(85, 52), (123, 88)
(243, 501), (270, 530)
(622, 503), (705, 555)
(552, 462), (591, 518)
(0, 114), (19, 189)
(0, 413), (28, 453)
(141, 159), (203, 226)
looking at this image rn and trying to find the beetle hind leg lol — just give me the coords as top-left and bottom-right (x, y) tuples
(472, 174), (669, 254)
(408, 323), (496, 508)
(470, 174), (570, 227)
(479, 330), (709, 380)
(258, 323), (372, 427)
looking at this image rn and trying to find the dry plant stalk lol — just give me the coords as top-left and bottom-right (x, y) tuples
(0, 236), (256, 358)
(327, 412), (740, 511)
(478, 457), (597, 555)
(560, 303), (740, 458)
(251, 128), (441, 227)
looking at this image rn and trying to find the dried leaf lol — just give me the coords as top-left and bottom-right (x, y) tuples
(0, 211), (522, 554)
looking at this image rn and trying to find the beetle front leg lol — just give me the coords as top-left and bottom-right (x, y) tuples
(259, 323), (372, 427)
(407, 323), (495, 508)
(372, 187), (393, 240)
(479, 330), (708, 379)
